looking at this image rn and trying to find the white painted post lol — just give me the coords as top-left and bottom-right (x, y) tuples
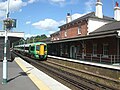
(2, 0), (10, 84)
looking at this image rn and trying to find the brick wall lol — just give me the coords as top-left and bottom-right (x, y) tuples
(86, 36), (117, 55)
(60, 20), (88, 39)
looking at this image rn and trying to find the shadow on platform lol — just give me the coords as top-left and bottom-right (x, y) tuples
(7, 67), (34, 83)
(7, 72), (30, 83)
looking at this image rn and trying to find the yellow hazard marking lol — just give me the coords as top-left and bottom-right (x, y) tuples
(15, 57), (50, 90)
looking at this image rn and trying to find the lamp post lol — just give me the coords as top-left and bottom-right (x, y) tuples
(2, 0), (10, 84)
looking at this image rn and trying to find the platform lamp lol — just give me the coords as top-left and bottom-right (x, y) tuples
(2, 0), (10, 84)
(2, 0), (16, 84)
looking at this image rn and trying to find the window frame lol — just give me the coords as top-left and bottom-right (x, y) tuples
(78, 25), (81, 35)
(64, 30), (67, 37)
(93, 44), (97, 57)
(103, 44), (109, 57)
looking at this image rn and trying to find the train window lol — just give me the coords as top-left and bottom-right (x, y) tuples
(36, 45), (40, 51)
(44, 45), (47, 50)
(25, 47), (29, 50)
(31, 46), (35, 51)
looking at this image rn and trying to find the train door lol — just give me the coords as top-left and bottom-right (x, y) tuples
(70, 45), (76, 59)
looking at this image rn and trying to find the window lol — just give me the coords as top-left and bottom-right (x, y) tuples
(64, 30), (67, 37)
(25, 47), (29, 50)
(30, 46), (35, 51)
(57, 38), (59, 40)
(44, 45), (47, 51)
(93, 44), (97, 56)
(78, 26), (81, 34)
(103, 44), (109, 57)
(36, 45), (40, 51)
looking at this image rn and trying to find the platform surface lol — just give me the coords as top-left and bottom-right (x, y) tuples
(0, 60), (39, 90)
(0, 57), (71, 90)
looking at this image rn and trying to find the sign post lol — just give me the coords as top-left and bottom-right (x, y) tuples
(2, 0), (16, 84)
(2, 0), (10, 84)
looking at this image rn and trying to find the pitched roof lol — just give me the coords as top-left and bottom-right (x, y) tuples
(59, 12), (114, 28)
(90, 21), (120, 34)
(50, 31), (60, 36)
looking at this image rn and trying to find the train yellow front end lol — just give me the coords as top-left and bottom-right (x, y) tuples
(36, 43), (47, 60)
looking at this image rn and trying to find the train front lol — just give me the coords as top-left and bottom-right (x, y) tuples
(36, 43), (47, 60)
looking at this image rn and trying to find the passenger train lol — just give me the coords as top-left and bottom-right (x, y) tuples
(14, 42), (47, 60)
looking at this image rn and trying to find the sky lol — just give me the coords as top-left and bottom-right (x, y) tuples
(0, 0), (119, 38)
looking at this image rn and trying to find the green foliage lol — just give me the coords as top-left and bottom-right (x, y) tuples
(25, 34), (47, 44)
(14, 34), (48, 46)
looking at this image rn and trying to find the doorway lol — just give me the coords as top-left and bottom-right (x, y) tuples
(70, 45), (76, 59)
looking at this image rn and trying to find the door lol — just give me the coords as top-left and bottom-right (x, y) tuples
(70, 45), (76, 59)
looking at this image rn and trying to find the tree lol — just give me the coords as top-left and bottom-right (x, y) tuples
(25, 34), (47, 44)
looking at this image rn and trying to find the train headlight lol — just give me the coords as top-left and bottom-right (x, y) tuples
(45, 51), (47, 54)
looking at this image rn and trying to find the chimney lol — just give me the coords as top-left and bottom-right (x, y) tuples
(66, 13), (72, 23)
(114, 2), (120, 21)
(95, 0), (103, 18)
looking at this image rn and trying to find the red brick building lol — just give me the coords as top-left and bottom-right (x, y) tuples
(48, 1), (120, 64)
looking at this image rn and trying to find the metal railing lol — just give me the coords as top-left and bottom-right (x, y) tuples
(76, 53), (120, 64)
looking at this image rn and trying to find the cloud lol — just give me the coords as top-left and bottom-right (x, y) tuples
(85, 0), (95, 13)
(49, 0), (65, 3)
(26, 21), (31, 24)
(0, 0), (37, 19)
(32, 18), (65, 36)
(32, 18), (65, 30)
(0, 0), (27, 11)
(28, 0), (38, 4)
(48, 0), (78, 7)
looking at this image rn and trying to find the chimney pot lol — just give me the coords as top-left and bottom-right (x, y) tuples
(114, 2), (120, 21)
(66, 13), (72, 23)
(95, 0), (103, 18)
(97, 0), (100, 2)
(116, 1), (119, 7)
(67, 13), (70, 16)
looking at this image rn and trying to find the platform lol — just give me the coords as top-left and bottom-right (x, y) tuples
(0, 57), (71, 90)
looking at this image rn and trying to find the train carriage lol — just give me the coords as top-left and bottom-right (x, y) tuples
(14, 42), (47, 60)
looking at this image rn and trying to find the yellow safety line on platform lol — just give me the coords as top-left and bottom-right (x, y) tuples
(15, 57), (50, 90)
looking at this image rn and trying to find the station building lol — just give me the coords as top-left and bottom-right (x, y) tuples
(47, 0), (120, 64)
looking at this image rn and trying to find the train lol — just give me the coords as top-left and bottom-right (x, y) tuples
(14, 42), (47, 60)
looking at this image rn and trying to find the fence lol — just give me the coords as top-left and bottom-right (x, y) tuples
(76, 53), (120, 64)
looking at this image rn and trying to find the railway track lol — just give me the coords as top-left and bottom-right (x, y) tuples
(12, 51), (119, 90)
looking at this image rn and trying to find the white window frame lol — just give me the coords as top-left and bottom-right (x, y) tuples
(78, 26), (81, 34)
(103, 44), (109, 57)
(57, 38), (59, 40)
(64, 30), (67, 37)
